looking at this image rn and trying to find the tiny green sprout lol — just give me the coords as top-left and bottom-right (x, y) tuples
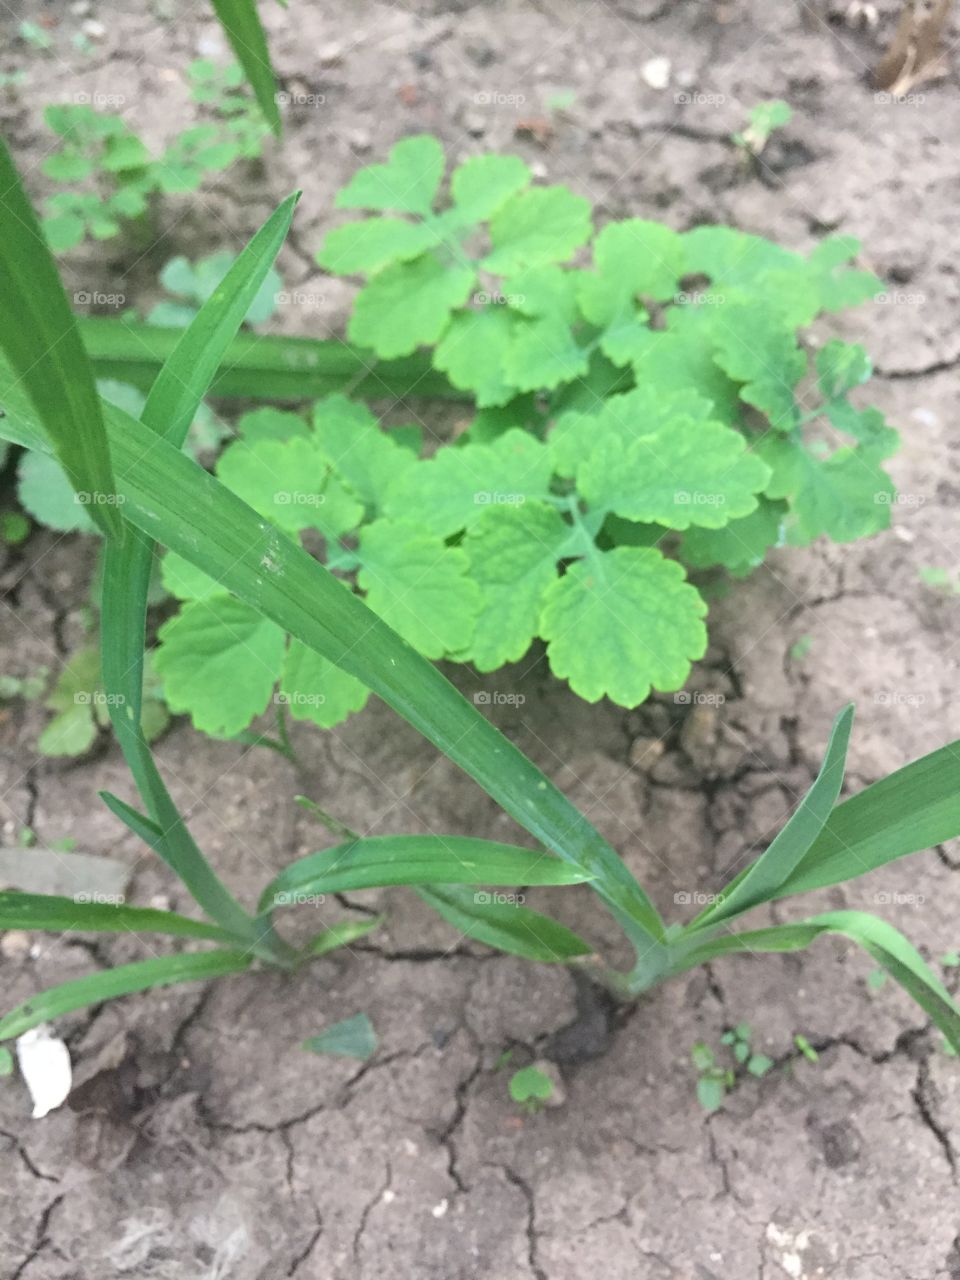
(719, 1023), (774, 1079)
(867, 967), (888, 990)
(18, 827), (37, 849)
(733, 99), (793, 154)
(0, 1046), (13, 1077)
(794, 1033), (820, 1063)
(303, 1013), (377, 1061)
(509, 1065), (554, 1113)
(544, 88), (577, 113)
(494, 1047), (515, 1071)
(918, 566), (960, 594)
(48, 837), (78, 854)
(0, 668), (48, 702)
(790, 635), (813, 661)
(0, 511), (29, 544)
(18, 20), (52, 51)
(941, 951), (960, 968)
(692, 1042), (732, 1113)
(0, 70), (28, 93)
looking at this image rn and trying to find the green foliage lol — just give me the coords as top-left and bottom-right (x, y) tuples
(154, 126), (894, 731)
(509, 1065), (555, 1112)
(794, 1033), (820, 1063)
(303, 1013), (378, 1061)
(693, 1024), (774, 1111)
(733, 100), (794, 154)
(40, 66), (269, 251)
(156, 134), (880, 723)
(38, 646), (168, 757)
(149, 250), (282, 329)
(2, 139), (959, 1088)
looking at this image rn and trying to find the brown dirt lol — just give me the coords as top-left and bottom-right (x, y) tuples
(2, 1), (960, 1277)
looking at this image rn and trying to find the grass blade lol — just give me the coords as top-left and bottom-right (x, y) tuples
(210, 0), (282, 135)
(417, 885), (594, 963)
(98, 197), (299, 956)
(0, 950), (252, 1041)
(778, 739), (960, 898)
(670, 911), (960, 1053)
(692, 705), (854, 929)
(79, 317), (460, 402)
(304, 916), (384, 957)
(0, 139), (121, 537)
(0, 891), (234, 942)
(261, 835), (594, 909)
(0, 361), (667, 966)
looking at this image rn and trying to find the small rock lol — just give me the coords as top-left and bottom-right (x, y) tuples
(0, 929), (31, 959)
(629, 736), (665, 768)
(348, 128), (372, 153)
(70, 0), (92, 14)
(318, 42), (344, 67)
(81, 18), (106, 39)
(462, 110), (487, 137)
(641, 56), (671, 90)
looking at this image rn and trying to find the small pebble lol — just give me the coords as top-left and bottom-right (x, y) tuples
(641, 56), (671, 90)
(0, 929), (31, 960)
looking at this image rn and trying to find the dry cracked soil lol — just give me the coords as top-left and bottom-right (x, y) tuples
(1, 1), (960, 1277)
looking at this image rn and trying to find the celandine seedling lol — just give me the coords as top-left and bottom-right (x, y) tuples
(39, 67), (271, 253)
(104, 135), (898, 737)
(1, 139), (959, 1103)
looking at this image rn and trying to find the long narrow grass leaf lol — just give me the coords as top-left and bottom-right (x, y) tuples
(305, 916), (384, 957)
(0, 359), (665, 962)
(693, 705), (854, 928)
(671, 911), (960, 1052)
(0, 891), (233, 942)
(417, 885), (594, 963)
(210, 0), (282, 135)
(79, 317), (460, 402)
(98, 197), (299, 950)
(261, 836), (594, 910)
(0, 950), (252, 1041)
(778, 740), (960, 897)
(0, 139), (121, 537)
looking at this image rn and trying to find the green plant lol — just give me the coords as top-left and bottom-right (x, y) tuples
(692, 1023), (773, 1111)
(733, 100), (794, 155)
(303, 1013), (378, 1060)
(794, 1033), (820, 1064)
(148, 250), (282, 329)
(18, 20), (52, 52)
(40, 66), (271, 252)
(1, 140), (960, 1087)
(38, 645), (168, 758)
(143, 136), (897, 732)
(41, 105), (155, 251)
(509, 1065), (555, 1113)
(208, 0), (281, 136)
